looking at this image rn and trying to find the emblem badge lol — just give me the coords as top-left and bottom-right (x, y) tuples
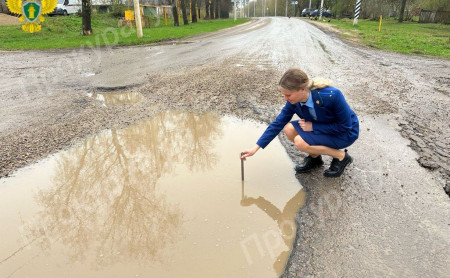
(23, 1), (41, 22)
(7, 0), (57, 33)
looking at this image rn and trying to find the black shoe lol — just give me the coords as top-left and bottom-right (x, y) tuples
(295, 155), (324, 173)
(324, 150), (353, 178)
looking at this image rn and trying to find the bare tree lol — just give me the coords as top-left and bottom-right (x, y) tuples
(205, 0), (210, 18)
(172, 0), (180, 26)
(180, 0), (189, 24)
(215, 0), (220, 18)
(82, 0), (92, 35)
(191, 0), (198, 22)
(398, 0), (407, 22)
(210, 0), (215, 18)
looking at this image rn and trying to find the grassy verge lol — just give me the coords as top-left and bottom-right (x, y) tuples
(318, 18), (450, 59)
(0, 14), (250, 50)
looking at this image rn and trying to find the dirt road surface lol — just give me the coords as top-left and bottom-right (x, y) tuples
(0, 14), (19, 25)
(1, 17), (449, 277)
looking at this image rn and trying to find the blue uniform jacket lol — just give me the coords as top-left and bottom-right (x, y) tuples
(256, 86), (359, 149)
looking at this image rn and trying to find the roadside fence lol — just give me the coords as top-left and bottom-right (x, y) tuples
(419, 10), (450, 24)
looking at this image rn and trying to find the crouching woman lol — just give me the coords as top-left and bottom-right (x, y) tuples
(241, 68), (359, 177)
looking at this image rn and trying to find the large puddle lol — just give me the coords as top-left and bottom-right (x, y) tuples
(0, 111), (305, 277)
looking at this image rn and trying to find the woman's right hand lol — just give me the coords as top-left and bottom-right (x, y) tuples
(240, 145), (260, 161)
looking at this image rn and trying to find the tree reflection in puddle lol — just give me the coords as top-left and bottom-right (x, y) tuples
(23, 111), (222, 267)
(1, 111), (304, 278)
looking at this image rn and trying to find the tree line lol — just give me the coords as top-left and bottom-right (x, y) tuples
(245, 0), (449, 20)
(172, 0), (232, 26)
(80, 0), (448, 34)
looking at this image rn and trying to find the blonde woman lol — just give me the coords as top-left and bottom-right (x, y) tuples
(241, 68), (359, 177)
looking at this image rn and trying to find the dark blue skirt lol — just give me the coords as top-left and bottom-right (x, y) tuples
(291, 120), (357, 149)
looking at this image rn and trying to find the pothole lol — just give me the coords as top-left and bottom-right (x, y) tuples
(0, 111), (305, 277)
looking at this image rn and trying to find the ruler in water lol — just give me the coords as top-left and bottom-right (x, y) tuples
(240, 152), (244, 181)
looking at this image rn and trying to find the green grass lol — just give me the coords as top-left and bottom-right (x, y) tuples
(323, 18), (450, 58)
(0, 14), (250, 50)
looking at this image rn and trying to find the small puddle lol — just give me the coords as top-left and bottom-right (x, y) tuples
(0, 111), (305, 277)
(87, 92), (143, 106)
(81, 72), (96, 77)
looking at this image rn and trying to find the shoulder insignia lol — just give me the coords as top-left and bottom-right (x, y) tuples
(318, 92), (334, 97)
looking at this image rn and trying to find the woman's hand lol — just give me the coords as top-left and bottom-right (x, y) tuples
(240, 145), (260, 161)
(299, 119), (313, 132)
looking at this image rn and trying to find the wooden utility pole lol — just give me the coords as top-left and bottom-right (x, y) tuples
(132, 0), (143, 37)
(285, 0), (287, 17)
(234, 0), (236, 21)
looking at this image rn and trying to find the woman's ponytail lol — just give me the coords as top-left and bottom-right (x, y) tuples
(309, 78), (332, 90)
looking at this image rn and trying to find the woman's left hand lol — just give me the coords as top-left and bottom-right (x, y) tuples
(299, 119), (313, 132)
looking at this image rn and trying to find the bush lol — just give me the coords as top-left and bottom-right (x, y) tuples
(110, 4), (126, 18)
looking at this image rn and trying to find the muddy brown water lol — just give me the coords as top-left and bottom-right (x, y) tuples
(0, 111), (305, 277)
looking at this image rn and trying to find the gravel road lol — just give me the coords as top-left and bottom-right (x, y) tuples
(0, 17), (449, 277)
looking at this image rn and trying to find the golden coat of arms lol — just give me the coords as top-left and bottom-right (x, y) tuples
(7, 0), (57, 33)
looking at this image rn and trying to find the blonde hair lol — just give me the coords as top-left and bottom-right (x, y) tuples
(279, 68), (332, 91)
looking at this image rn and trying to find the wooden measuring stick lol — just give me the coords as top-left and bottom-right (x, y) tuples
(240, 152), (245, 181)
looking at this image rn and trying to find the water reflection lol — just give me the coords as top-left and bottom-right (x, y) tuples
(241, 183), (305, 274)
(87, 92), (143, 106)
(2, 113), (306, 277)
(23, 111), (222, 267)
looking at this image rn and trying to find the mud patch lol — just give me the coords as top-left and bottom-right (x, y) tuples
(0, 61), (282, 180)
(316, 39), (336, 64)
